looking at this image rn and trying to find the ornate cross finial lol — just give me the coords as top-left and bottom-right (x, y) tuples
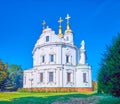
(65, 14), (72, 32)
(42, 20), (46, 31)
(42, 20), (46, 27)
(58, 17), (63, 37)
(65, 14), (71, 23)
(42, 20), (46, 25)
(58, 17), (63, 26)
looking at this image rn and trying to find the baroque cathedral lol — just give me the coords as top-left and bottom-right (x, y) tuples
(23, 14), (92, 91)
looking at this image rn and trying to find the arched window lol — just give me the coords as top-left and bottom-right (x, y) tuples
(66, 55), (69, 63)
(66, 36), (69, 41)
(83, 73), (87, 82)
(40, 73), (43, 82)
(50, 55), (54, 62)
(49, 72), (53, 82)
(46, 36), (49, 42)
(67, 72), (71, 82)
(41, 55), (45, 63)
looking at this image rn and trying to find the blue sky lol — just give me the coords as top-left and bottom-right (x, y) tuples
(0, 0), (120, 81)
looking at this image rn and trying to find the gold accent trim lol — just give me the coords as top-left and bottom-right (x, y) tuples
(58, 17), (63, 26)
(65, 14), (72, 33)
(58, 17), (64, 37)
(58, 33), (64, 37)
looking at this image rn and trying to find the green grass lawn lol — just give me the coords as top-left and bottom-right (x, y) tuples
(0, 92), (120, 104)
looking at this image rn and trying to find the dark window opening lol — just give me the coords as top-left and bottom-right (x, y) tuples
(66, 37), (69, 41)
(40, 73), (43, 82)
(83, 73), (87, 82)
(49, 72), (53, 82)
(66, 55), (69, 63)
(50, 55), (54, 62)
(67, 72), (71, 82)
(42, 56), (45, 63)
(46, 36), (49, 42)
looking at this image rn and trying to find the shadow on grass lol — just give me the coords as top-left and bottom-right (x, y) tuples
(2, 93), (119, 104)
(0, 101), (10, 104)
(0, 93), (92, 104)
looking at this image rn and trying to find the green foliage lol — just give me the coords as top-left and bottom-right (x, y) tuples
(0, 59), (23, 91)
(3, 64), (23, 91)
(92, 80), (97, 91)
(98, 95), (120, 104)
(0, 60), (7, 89)
(98, 33), (120, 97)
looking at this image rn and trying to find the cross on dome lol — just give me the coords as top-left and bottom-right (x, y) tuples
(58, 17), (63, 26)
(65, 14), (72, 32)
(42, 20), (46, 32)
(58, 17), (63, 37)
(65, 14), (71, 23)
(42, 20), (46, 26)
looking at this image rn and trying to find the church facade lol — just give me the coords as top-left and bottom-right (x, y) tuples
(23, 14), (92, 91)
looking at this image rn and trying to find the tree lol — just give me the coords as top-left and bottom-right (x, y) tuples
(92, 80), (97, 91)
(0, 60), (7, 90)
(98, 33), (120, 97)
(3, 64), (23, 91)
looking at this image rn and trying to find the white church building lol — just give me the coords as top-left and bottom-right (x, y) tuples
(23, 14), (92, 91)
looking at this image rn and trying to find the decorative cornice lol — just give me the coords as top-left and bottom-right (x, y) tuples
(32, 42), (78, 54)
(33, 64), (76, 68)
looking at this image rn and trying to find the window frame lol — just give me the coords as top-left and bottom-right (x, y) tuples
(49, 72), (53, 82)
(67, 72), (71, 83)
(40, 72), (43, 82)
(66, 55), (69, 63)
(41, 55), (45, 63)
(50, 54), (54, 62)
(66, 36), (69, 41)
(46, 36), (49, 42)
(83, 73), (87, 83)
